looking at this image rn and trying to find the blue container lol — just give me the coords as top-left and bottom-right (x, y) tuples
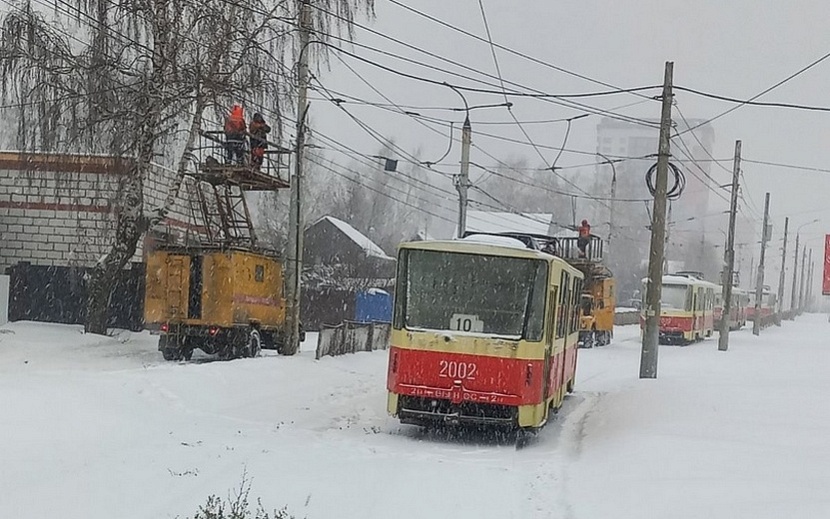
(355, 289), (392, 323)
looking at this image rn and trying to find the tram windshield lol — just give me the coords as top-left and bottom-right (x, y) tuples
(661, 284), (690, 311)
(397, 249), (548, 340)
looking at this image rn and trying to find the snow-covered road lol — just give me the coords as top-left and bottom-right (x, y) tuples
(2, 316), (829, 518)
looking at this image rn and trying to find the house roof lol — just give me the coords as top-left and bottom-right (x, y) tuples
(315, 216), (392, 260)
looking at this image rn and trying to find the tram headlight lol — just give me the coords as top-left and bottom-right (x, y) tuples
(525, 363), (533, 386)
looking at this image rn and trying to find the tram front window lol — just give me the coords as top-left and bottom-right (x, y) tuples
(398, 250), (547, 340)
(661, 284), (690, 311)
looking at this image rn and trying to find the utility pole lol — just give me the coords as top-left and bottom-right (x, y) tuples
(640, 61), (673, 379)
(718, 140), (741, 351)
(455, 115), (472, 238)
(807, 258), (815, 311)
(776, 217), (789, 325)
(799, 247), (807, 314)
(285, 0), (311, 356)
(790, 235), (799, 316)
(752, 192), (771, 336)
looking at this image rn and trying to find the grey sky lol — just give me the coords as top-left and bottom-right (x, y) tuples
(311, 0), (830, 290)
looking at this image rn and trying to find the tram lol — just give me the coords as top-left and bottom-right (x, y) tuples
(641, 273), (717, 344)
(714, 287), (749, 330)
(746, 285), (777, 326)
(386, 234), (584, 431)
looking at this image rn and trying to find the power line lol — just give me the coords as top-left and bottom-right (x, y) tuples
(314, 40), (660, 128)
(742, 158), (830, 175)
(676, 47), (830, 136)
(384, 0), (656, 100)
(675, 85), (830, 113)
(309, 6), (661, 127)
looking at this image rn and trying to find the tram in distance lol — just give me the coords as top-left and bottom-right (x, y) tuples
(386, 233), (584, 431)
(641, 272), (717, 345)
(714, 286), (749, 331)
(746, 285), (777, 325)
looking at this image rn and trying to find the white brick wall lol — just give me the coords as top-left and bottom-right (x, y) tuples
(0, 156), (203, 272)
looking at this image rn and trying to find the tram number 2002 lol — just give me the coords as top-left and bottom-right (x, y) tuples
(438, 360), (477, 380)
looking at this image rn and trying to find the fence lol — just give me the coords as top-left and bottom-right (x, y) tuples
(614, 308), (641, 326)
(315, 321), (391, 359)
(5, 262), (145, 330)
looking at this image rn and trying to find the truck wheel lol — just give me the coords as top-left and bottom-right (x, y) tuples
(244, 328), (262, 358)
(159, 336), (184, 361)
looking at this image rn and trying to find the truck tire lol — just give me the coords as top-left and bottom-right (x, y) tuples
(159, 335), (185, 361)
(244, 328), (262, 358)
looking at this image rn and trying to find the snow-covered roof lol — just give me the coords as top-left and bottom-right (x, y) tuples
(317, 216), (392, 260)
(460, 234), (529, 249)
(464, 211), (554, 236)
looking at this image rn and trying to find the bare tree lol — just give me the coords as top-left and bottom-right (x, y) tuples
(1, 0), (373, 334)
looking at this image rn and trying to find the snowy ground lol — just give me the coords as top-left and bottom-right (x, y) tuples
(2, 316), (830, 518)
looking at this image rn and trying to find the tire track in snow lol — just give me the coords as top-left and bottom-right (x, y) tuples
(521, 391), (603, 518)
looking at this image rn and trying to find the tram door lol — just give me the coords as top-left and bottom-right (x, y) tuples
(543, 285), (559, 402)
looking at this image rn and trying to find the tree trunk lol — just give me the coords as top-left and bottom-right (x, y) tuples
(84, 161), (146, 334)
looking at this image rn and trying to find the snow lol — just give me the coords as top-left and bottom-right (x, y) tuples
(464, 211), (554, 236)
(320, 216), (393, 260)
(460, 233), (529, 249)
(3, 316), (830, 518)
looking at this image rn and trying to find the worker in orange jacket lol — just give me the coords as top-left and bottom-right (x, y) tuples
(224, 104), (247, 165)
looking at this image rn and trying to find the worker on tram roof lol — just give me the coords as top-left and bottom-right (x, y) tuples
(224, 104), (247, 165)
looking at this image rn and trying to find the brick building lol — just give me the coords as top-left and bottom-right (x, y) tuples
(0, 151), (201, 272)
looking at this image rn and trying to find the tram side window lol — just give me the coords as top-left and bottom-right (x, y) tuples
(524, 261), (549, 341)
(570, 278), (582, 333)
(556, 271), (569, 339)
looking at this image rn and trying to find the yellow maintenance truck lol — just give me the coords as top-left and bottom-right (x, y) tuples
(144, 246), (298, 360)
(552, 234), (615, 348)
(144, 129), (297, 360)
(578, 271), (615, 347)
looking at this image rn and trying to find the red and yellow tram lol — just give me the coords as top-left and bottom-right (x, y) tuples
(715, 286), (749, 330)
(641, 274), (717, 345)
(386, 235), (584, 430)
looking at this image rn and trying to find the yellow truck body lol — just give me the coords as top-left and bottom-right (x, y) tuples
(579, 274), (615, 347)
(144, 247), (290, 360)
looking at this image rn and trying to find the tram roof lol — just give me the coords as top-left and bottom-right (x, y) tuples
(399, 237), (561, 262)
(642, 274), (720, 288)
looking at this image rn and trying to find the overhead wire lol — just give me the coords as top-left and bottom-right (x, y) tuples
(675, 47), (830, 136)
(309, 5), (661, 128)
(385, 0), (656, 100)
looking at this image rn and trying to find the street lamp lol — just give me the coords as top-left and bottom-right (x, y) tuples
(596, 152), (618, 257)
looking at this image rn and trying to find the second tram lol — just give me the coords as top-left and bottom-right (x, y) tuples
(641, 274), (717, 345)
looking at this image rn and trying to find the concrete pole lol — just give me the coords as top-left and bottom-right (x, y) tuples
(752, 192), (771, 336)
(718, 140), (741, 351)
(790, 235), (799, 316)
(799, 247), (807, 314)
(285, 0), (311, 356)
(640, 61), (673, 379)
(776, 217), (789, 324)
